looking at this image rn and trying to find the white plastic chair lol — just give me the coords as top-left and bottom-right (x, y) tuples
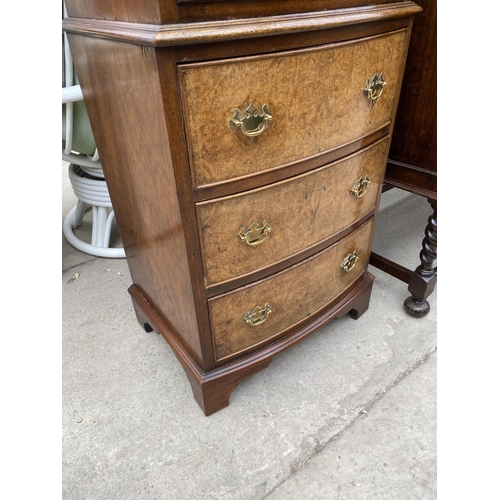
(62, 4), (125, 258)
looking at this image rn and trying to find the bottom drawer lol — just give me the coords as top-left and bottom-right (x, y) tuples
(209, 217), (374, 361)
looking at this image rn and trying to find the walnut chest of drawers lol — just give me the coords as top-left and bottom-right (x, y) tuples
(63, 0), (421, 415)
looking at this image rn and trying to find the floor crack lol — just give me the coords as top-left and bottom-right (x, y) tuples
(259, 345), (437, 499)
(62, 257), (99, 275)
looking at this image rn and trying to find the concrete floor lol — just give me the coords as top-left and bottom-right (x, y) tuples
(62, 162), (437, 499)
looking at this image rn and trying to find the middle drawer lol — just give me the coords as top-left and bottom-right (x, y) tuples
(196, 137), (388, 288)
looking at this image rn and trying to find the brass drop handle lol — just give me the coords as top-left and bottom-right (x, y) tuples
(243, 303), (273, 327)
(340, 251), (359, 273)
(350, 175), (371, 199)
(230, 103), (273, 138)
(363, 73), (387, 105)
(238, 220), (271, 247)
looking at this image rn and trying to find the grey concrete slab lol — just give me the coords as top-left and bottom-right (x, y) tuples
(62, 163), (437, 500)
(265, 352), (437, 500)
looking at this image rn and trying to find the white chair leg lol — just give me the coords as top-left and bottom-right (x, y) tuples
(63, 163), (125, 258)
(63, 206), (125, 258)
(91, 205), (109, 247)
(103, 210), (117, 248)
(71, 200), (87, 229)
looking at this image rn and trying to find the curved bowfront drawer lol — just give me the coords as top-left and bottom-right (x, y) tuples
(196, 138), (387, 287)
(209, 217), (374, 361)
(179, 30), (406, 187)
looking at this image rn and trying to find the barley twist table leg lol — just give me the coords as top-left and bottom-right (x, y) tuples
(404, 198), (437, 317)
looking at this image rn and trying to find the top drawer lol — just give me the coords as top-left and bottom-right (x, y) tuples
(179, 29), (407, 187)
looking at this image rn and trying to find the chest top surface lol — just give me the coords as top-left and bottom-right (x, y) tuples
(64, 0), (413, 24)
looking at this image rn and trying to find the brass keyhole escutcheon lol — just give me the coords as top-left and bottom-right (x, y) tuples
(230, 103), (273, 138)
(363, 73), (387, 105)
(243, 303), (273, 327)
(350, 175), (371, 199)
(238, 220), (271, 247)
(340, 251), (359, 273)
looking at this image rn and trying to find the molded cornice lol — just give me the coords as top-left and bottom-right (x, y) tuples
(62, 2), (421, 46)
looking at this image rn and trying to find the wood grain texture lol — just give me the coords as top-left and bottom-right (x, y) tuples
(197, 138), (388, 287)
(67, 34), (204, 365)
(64, 0), (176, 24)
(193, 126), (389, 201)
(383, 0), (436, 198)
(388, 0), (436, 176)
(385, 160), (436, 198)
(174, 17), (409, 65)
(63, 0), (408, 25)
(154, 49), (220, 371)
(179, 30), (407, 187)
(178, 0), (409, 22)
(209, 217), (374, 361)
(62, 3), (421, 47)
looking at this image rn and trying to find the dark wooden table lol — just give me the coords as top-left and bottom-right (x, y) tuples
(369, 0), (437, 317)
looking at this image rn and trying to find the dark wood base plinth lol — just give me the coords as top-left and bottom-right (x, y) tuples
(129, 272), (374, 415)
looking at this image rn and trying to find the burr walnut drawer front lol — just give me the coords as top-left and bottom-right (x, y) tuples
(209, 216), (374, 361)
(179, 30), (407, 187)
(197, 138), (387, 288)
